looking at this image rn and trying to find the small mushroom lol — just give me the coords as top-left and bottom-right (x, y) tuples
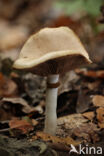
(13, 27), (92, 135)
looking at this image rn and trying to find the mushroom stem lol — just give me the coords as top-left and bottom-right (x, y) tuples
(44, 74), (59, 135)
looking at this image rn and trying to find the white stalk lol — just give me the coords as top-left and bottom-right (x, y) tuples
(44, 74), (59, 135)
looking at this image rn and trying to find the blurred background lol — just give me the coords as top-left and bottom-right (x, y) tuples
(0, 0), (104, 121)
(0, 0), (104, 63)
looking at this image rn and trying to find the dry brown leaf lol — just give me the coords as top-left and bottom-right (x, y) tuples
(32, 119), (38, 126)
(0, 97), (42, 121)
(92, 95), (104, 107)
(76, 69), (104, 79)
(2, 97), (35, 113)
(9, 118), (34, 135)
(57, 114), (88, 136)
(33, 132), (81, 146)
(0, 73), (17, 97)
(84, 71), (100, 78)
(96, 71), (104, 78)
(73, 123), (100, 143)
(96, 107), (104, 128)
(82, 112), (95, 120)
(48, 142), (70, 152)
(50, 15), (82, 35)
(87, 80), (101, 90)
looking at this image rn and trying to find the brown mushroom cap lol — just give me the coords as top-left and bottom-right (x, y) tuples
(13, 27), (91, 76)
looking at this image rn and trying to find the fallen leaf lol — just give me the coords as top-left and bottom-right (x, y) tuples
(96, 107), (104, 128)
(72, 123), (100, 143)
(95, 71), (104, 79)
(9, 117), (34, 135)
(57, 114), (88, 135)
(76, 69), (104, 79)
(48, 142), (70, 152)
(0, 97), (43, 121)
(2, 97), (35, 113)
(33, 132), (81, 146)
(82, 112), (95, 121)
(32, 119), (38, 126)
(87, 80), (101, 90)
(82, 71), (98, 78)
(50, 15), (82, 34)
(92, 95), (104, 107)
(0, 73), (17, 97)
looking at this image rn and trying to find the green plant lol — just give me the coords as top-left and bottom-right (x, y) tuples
(55, 0), (103, 17)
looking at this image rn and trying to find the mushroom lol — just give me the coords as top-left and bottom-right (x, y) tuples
(13, 27), (91, 135)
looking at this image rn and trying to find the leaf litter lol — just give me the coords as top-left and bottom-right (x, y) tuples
(0, 1), (104, 155)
